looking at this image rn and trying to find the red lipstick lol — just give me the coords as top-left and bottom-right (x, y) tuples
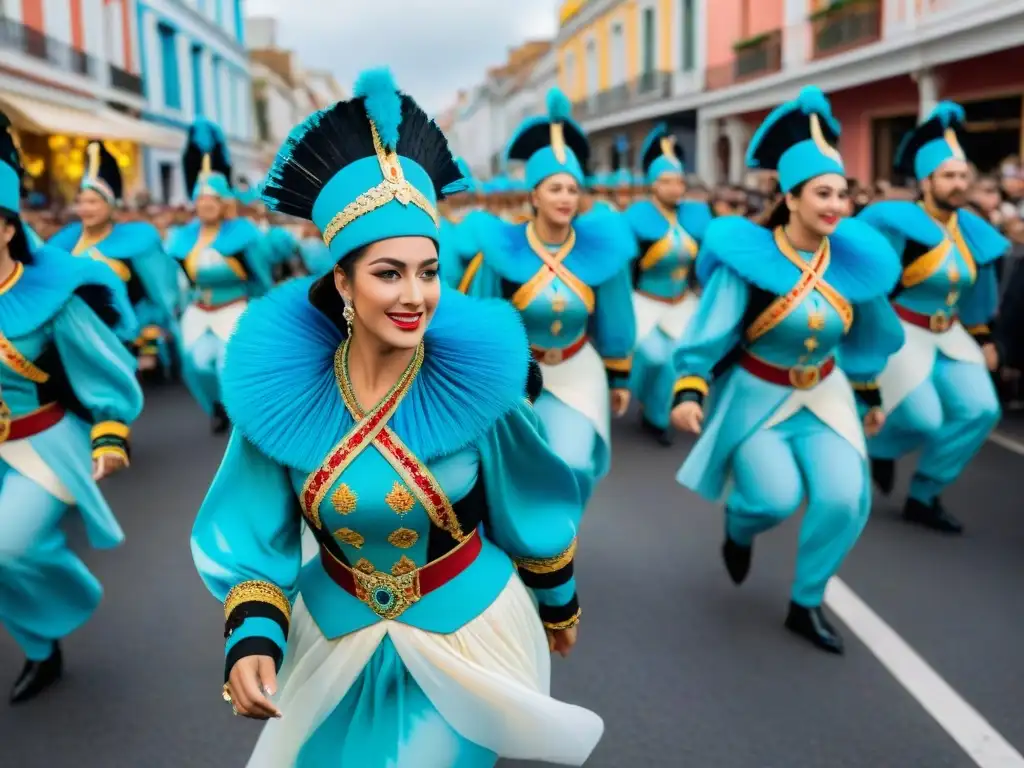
(387, 312), (422, 331)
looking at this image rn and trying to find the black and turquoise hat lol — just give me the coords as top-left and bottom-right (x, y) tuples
(183, 117), (232, 201)
(80, 140), (123, 205)
(894, 102), (968, 181)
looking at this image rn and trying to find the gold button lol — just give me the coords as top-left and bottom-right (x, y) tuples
(332, 483), (357, 515)
(385, 482), (415, 515)
(387, 528), (419, 548)
(334, 527), (365, 549)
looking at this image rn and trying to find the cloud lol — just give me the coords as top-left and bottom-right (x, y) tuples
(245, 0), (560, 113)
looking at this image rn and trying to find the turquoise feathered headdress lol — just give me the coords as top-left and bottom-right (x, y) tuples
(444, 157), (478, 195)
(80, 141), (123, 205)
(639, 123), (684, 184)
(505, 88), (589, 189)
(746, 85), (843, 193)
(183, 117), (232, 201)
(261, 67), (462, 262)
(894, 102), (968, 180)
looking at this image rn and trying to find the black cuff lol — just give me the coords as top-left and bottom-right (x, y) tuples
(852, 385), (882, 409)
(671, 388), (705, 409)
(225, 600), (290, 640)
(224, 636), (284, 682)
(538, 594), (580, 630)
(518, 560), (574, 590)
(606, 370), (630, 390)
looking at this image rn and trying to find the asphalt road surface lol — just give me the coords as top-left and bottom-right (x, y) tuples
(2, 383), (1023, 768)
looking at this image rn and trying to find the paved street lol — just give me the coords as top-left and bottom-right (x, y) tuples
(2, 382), (1023, 767)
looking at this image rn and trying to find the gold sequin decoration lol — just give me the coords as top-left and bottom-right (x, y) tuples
(550, 293), (567, 313)
(391, 556), (417, 576)
(807, 310), (825, 331)
(385, 482), (415, 516)
(543, 608), (582, 631)
(354, 558), (376, 574)
(332, 484), (358, 515)
(804, 338), (819, 352)
(334, 528), (365, 549)
(550, 319), (563, 336)
(387, 528), (419, 549)
(223, 580), (291, 623)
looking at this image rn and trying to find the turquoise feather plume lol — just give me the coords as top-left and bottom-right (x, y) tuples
(354, 67), (403, 149)
(546, 87), (572, 123)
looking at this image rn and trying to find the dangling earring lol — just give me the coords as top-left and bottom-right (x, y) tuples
(342, 303), (355, 337)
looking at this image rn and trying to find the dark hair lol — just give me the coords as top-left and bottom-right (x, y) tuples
(758, 180), (806, 229)
(307, 244), (370, 334)
(0, 210), (32, 264)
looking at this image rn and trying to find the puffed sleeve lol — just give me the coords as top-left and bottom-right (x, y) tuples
(839, 297), (906, 409)
(133, 243), (181, 329)
(588, 267), (636, 389)
(479, 401), (583, 630)
(960, 263), (999, 347)
(240, 237), (276, 296)
(53, 295), (144, 463)
(669, 265), (748, 408)
(191, 430), (303, 679)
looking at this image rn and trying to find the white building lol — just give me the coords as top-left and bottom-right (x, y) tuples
(136, 0), (256, 204)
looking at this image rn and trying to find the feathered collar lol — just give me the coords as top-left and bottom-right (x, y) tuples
(857, 201), (1007, 267)
(696, 216), (901, 303)
(165, 217), (262, 261)
(48, 221), (162, 260)
(476, 214), (636, 287)
(0, 245), (124, 336)
(623, 199), (713, 244)
(220, 279), (530, 472)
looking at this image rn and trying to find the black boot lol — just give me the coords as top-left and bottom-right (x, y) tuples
(903, 496), (963, 534)
(871, 458), (896, 495)
(10, 643), (63, 704)
(640, 414), (674, 447)
(211, 403), (229, 434)
(721, 536), (752, 585)
(784, 603), (844, 655)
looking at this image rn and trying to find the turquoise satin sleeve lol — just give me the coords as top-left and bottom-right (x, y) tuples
(479, 402), (582, 627)
(959, 263), (998, 331)
(133, 245), (181, 326)
(841, 297), (905, 382)
(192, 430), (303, 672)
(589, 267), (637, 389)
(243, 240), (277, 295)
(53, 296), (144, 425)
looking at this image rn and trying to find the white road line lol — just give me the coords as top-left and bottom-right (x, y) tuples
(825, 578), (1024, 768)
(989, 430), (1024, 457)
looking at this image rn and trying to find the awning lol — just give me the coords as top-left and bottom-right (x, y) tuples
(0, 91), (183, 149)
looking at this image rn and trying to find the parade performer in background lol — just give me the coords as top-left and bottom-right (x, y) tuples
(49, 140), (179, 377)
(624, 123), (712, 445)
(464, 89), (636, 504)
(857, 103), (1006, 534)
(439, 157), (489, 290)
(669, 87), (905, 654)
(167, 118), (271, 433)
(296, 220), (334, 276)
(0, 115), (143, 703)
(192, 68), (601, 767)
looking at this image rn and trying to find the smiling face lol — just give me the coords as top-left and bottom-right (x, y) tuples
(531, 172), (580, 228)
(789, 173), (848, 237)
(75, 188), (113, 229)
(333, 236), (441, 351)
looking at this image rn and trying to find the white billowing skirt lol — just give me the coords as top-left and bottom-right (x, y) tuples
(632, 291), (699, 342)
(539, 341), (611, 446)
(247, 577), (604, 767)
(761, 367), (867, 457)
(180, 300), (247, 348)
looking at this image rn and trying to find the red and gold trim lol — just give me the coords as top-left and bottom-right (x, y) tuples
(0, 333), (49, 383)
(740, 350), (835, 389)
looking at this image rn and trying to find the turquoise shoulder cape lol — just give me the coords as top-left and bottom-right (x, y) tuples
(49, 221), (162, 259)
(624, 199), (713, 243)
(166, 217), (262, 261)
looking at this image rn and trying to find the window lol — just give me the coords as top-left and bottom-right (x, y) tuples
(641, 7), (656, 75)
(611, 23), (625, 85)
(191, 44), (204, 116)
(158, 162), (173, 205)
(680, 0), (695, 71)
(157, 23), (181, 109)
(585, 39), (598, 97)
(563, 52), (576, 94)
(211, 55), (222, 123)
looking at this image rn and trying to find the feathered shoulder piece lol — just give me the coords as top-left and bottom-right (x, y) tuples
(697, 216), (899, 303)
(679, 201), (713, 242)
(0, 244), (133, 336)
(51, 221), (162, 260)
(955, 207), (1009, 266)
(623, 200), (669, 242)
(221, 279), (532, 471)
(856, 201), (944, 249)
(475, 212), (636, 287)
(164, 217), (260, 260)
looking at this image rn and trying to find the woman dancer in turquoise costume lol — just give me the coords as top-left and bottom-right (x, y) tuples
(167, 118), (270, 433)
(193, 69), (601, 767)
(624, 123), (712, 446)
(48, 140), (179, 377)
(668, 87), (904, 653)
(0, 117), (143, 703)
(857, 103), (1006, 535)
(464, 89), (636, 504)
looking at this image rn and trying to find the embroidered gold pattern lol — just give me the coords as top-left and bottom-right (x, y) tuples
(0, 333), (49, 383)
(223, 580), (291, 623)
(391, 555), (418, 576)
(385, 482), (415, 515)
(671, 266), (689, 282)
(516, 539), (578, 573)
(551, 319), (563, 336)
(387, 528), (419, 549)
(354, 558), (376, 574)
(334, 528), (365, 549)
(550, 293), (568, 313)
(807, 310), (825, 331)
(322, 122), (439, 247)
(804, 338), (819, 352)
(331, 484), (358, 515)
(543, 608), (582, 631)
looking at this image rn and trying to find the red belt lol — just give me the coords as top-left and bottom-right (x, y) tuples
(319, 530), (482, 619)
(532, 335), (587, 366)
(740, 351), (835, 390)
(1, 403), (66, 443)
(893, 304), (958, 333)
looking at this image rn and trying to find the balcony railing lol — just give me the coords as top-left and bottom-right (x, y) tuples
(811, 0), (882, 59)
(109, 64), (144, 96)
(706, 29), (782, 90)
(571, 72), (673, 122)
(0, 17), (94, 77)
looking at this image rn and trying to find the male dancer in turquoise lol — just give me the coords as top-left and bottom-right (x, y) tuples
(858, 103), (1006, 534)
(0, 116), (143, 702)
(193, 68), (601, 766)
(464, 89), (637, 504)
(623, 123), (712, 445)
(669, 87), (905, 653)
(49, 141), (179, 377)
(166, 117), (271, 433)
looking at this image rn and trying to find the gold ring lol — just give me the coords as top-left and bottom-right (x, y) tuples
(231, 706), (239, 716)
(222, 684), (232, 703)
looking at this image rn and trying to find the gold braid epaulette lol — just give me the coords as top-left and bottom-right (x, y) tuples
(515, 539), (578, 574)
(223, 580), (292, 623)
